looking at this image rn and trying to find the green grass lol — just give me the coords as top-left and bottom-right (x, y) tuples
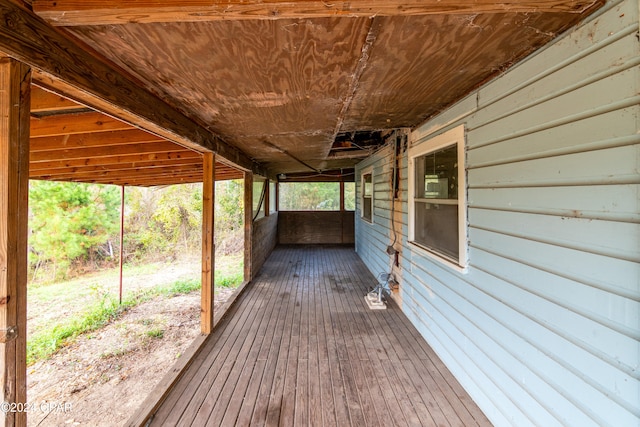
(27, 292), (137, 365)
(145, 328), (164, 339)
(27, 261), (244, 366)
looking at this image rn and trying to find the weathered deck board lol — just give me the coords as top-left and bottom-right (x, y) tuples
(147, 245), (492, 426)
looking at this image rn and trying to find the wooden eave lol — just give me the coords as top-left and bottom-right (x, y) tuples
(28, 86), (244, 186)
(0, 1), (266, 178)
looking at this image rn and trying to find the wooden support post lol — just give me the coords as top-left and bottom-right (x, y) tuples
(0, 57), (30, 427)
(201, 152), (215, 334)
(340, 180), (345, 212)
(243, 172), (253, 283)
(118, 185), (125, 305)
(264, 179), (270, 217)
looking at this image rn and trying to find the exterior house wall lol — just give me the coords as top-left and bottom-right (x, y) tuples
(354, 0), (639, 425)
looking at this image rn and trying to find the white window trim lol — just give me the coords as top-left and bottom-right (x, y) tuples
(408, 125), (468, 273)
(360, 166), (374, 224)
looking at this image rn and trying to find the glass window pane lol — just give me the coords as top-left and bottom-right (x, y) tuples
(414, 202), (458, 260)
(253, 177), (265, 219)
(416, 144), (457, 200)
(279, 182), (340, 211)
(344, 182), (355, 211)
(362, 197), (372, 222)
(363, 174), (372, 197)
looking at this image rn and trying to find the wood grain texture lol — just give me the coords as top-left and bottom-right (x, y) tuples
(30, 86), (82, 112)
(0, 57), (30, 427)
(278, 211), (355, 244)
(65, 17), (369, 163)
(28, 150), (201, 171)
(30, 129), (164, 151)
(30, 111), (134, 137)
(0, 1), (261, 173)
(342, 12), (587, 131)
(143, 246), (492, 426)
(243, 173), (253, 282)
(201, 152), (215, 333)
(252, 214), (278, 277)
(33, 0), (600, 26)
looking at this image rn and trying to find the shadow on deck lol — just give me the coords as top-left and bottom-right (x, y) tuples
(137, 245), (491, 426)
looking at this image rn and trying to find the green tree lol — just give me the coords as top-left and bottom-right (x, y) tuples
(279, 182), (340, 211)
(124, 184), (203, 259)
(29, 181), (120, 280)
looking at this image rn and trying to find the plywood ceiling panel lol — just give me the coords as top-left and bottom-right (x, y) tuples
(23, 1), (604, 175)
(341, 12), (577, 130)
(66, 18), (370, 139)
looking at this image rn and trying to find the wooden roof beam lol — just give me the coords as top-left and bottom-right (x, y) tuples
(30, 129), (167, 152)
(29, 157), (203, 177)
(30, 111), (135, 138)
(29, 150), (201, 171)
(0, 1), (262, 174)
(34, 164), (206, 181)
(31, 86), (82, 113)
(32, 0), (599, 26)
(30, 141), (186, 162)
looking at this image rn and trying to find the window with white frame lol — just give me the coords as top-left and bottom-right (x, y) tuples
(408, 125), (467, 270)
(361, 168), (373, 223)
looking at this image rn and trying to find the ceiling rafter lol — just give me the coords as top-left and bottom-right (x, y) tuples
(30, 111), (135, 138)
(30, 153), (203, 172)
(32, 0), (598, 26)
(30, 141), (189, 162)
(30, 129), (166, 151)
(31, 86), (83, 113)
(28, 150), (202, 171)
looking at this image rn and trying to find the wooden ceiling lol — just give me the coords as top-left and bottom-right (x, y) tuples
(29, 86), (243, 186)
(9, 1), (604, 176)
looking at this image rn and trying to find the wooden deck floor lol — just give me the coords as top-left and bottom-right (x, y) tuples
(147, 245), (492, 426)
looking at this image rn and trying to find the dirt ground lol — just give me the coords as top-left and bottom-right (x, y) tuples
(26, 261), (238, 426)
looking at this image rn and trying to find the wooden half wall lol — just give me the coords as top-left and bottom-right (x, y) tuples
(277, 211), (355, 245)
(251, 213), (278, 278)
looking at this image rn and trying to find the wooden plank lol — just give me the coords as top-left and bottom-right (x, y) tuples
(30, 111), (134, 137)
(129, 275), (257, 425)
(29, 129), (166, 151)
(34, 164), (204, 181)
(152, 280), (266, 424)
(0, 57), (30, 427)
(29, 141), (185, 161)
(85, 174), (205, 187)
(0, 2), (261, 173)
(30, 85), (81, 112)
(29, 157), (203, 177)
(278, 211), (352, 244)
(234, 250), (294, 425)
(28, 150), (200, 170)
(145, 246), (493, 427)
(201, 152), (215, 333)
(32, 0), (601, 26)
(219, 256), (291, 425)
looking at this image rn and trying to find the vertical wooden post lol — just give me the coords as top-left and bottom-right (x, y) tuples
(118, 185), (125, 305)
(201, 153), (215, 334)
(339, 180), (345, 212)
(0, 58), (30, 427)
(264, 179), (270, 217)
(243, 172), (253, 283)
